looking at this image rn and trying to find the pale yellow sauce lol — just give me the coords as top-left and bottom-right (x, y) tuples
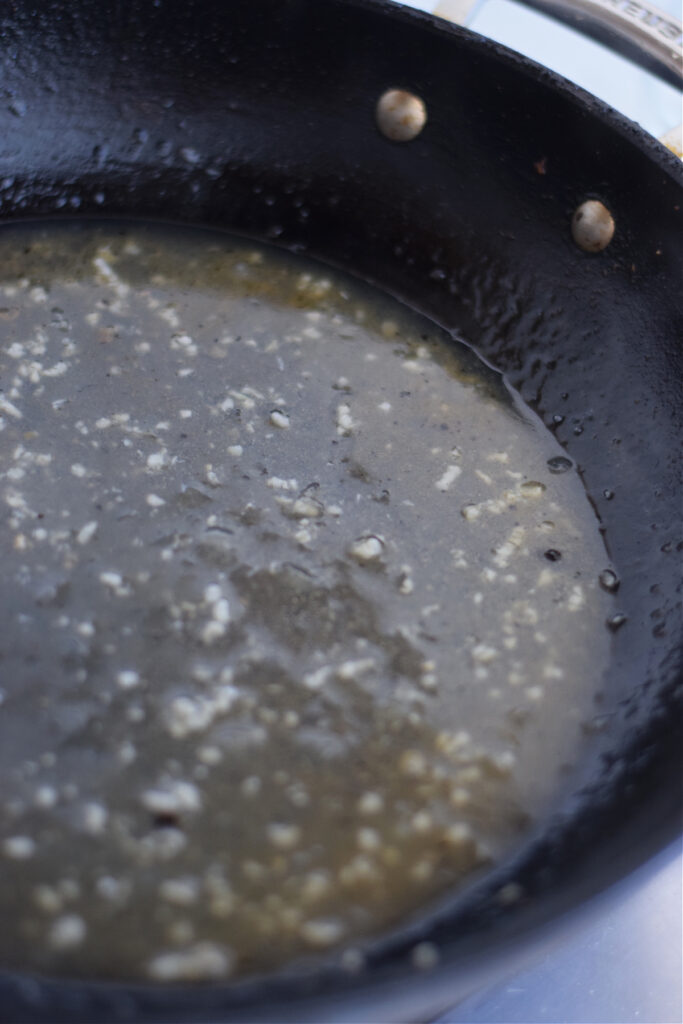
(0, 222), (614, 981)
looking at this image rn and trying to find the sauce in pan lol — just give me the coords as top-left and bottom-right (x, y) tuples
(0, 222), (615, 981)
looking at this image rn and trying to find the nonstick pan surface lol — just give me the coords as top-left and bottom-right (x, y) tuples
(0, 0), (681, 1020)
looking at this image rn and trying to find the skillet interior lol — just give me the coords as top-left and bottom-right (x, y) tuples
(0, 0), (681, 1019)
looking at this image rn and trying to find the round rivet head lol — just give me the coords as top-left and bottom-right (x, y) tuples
(572, 200), (615, 252)
(376, 89), (427, 142)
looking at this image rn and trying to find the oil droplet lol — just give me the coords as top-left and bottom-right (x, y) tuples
(544, 549), (562, 562)
(180, 147), (201, 165)
(598, 569), (619, 593)
(603, 489), (614, 501)
(547, 456), (573, 474)
(8, 98), (27, 118)
(581, 713), (611, 735)
(552, 414), (565, 426)
(606, 613), (627, 632)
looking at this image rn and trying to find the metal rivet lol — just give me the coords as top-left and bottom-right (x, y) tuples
(571, 200), (615, 252)
(376, 89), (427, 142)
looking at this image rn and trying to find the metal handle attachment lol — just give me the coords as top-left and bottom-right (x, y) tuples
(435, 0), (682, 88)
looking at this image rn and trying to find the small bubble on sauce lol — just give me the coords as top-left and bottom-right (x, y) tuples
(546, 456), (573, 474)
(599, 569), (619, 593)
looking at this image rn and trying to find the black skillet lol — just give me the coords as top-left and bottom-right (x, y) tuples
(0, 0), (681, 1020)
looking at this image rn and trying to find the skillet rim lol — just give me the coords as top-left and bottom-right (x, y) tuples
(0, 0), (681, 1019)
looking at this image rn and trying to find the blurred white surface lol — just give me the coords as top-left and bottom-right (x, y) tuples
(469, 0), (681, 139)
(402, 0), (682, 138)
(438, 840), (683, 1024)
